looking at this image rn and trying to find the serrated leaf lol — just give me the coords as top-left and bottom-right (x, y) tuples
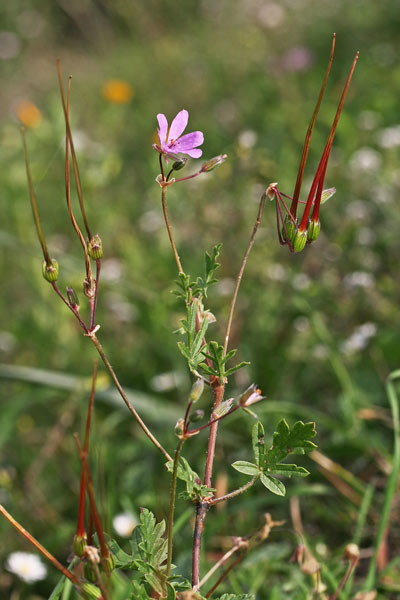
(260, 473), (286, 496)
(266, 419), (317, 465)
(231, 460), (259, 476)
(107, 536), (135, 568)
(252, 421), (265, 466)
(216, 594), (255, 600)
(224, 361), (250, 377)
(198, 362), (219, 377)
(177, 341), (191, 360)
(265, 464), (310, 477)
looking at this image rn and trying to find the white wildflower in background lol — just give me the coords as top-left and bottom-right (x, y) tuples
(112, 512), (138, 537)
(341, 323), (377, 356)
(238, 129), (257, 149)
(344, 271), (375, 289)
(5, 551), (47, 583)
(377, 124), (400, 148)
(350, 147), (382, 172)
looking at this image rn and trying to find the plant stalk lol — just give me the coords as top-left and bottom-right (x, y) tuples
(166, 437), (185, 578)
(161, 187), (184, 274)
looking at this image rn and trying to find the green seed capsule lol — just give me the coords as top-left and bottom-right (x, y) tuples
(292, 230), (308, 253)
(42, 259), (59, 282)
(101, 554), (115, 575)
(88, 234), (103, 260)
(81, 582), (102, 599)
(189, 378), (204, 403)
(282, 215), (297, 244)
(83, 562), (97, 583)
(72, 533), (87, 557)
(307, 219), (321, 242)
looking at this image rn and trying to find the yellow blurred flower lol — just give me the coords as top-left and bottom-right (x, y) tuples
(16, 100), (42, 128)
(102, 79), (134, 104)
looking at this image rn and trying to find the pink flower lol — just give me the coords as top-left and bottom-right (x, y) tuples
(155, 109), (204, 158)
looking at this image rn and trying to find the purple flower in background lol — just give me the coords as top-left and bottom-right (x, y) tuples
(155, 109), (204, 158)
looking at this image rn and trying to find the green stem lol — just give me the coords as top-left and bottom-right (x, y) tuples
(166, 437), (185, 578)
(364, 370), (400, 590)
(161, 186), (184, 274)
(89, 333), (172, 462)
(223, 191), (266, 356)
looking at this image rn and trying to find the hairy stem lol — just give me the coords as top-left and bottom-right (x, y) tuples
(161, 187), (184, 274)
(205, 553), (245, 598)
(0, 504), (80, 586)
(192, 382), (225, 588)
(208, 475), (259, 505)
(89, 333), (172, 462)
(223, 192), (266, 356)
(166, 437), (185, 578)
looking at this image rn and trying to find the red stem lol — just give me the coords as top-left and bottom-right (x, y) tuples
(290, 33), (336, 218)
(299, 50), (359, 232)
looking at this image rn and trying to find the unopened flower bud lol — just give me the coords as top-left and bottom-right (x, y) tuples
(320, 187), (336, 205)
(83, 562), (97, 583)
(282, 215), (297, 245)
(101, 554), (115, 575)
(201, 154), (227, 172)
(72, 533), (87, 557)
(67, 287), (79, 310)
(239, 384), (264, 407)
(266, 182), (278, 201)
(175, 418), (185, 437)
(307, 219), (321, 242)
(293, 229), (307, 253)
(42, 259), (59, 282)
(214, 398), (233, 418)
(190, 378), (204, 403)
(344, 543), (359, 562)
(189, 409), (204, 423)
(172, 157), (188, 171)
(88, 235), (103, 260)
(83, 277), (96, 299)
(81, 582), (102, 599)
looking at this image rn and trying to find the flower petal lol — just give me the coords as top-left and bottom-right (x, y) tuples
(173, 131), (204, 152)
(183, 148), (203, 158)
(157, 114), (168, 145)
(168, 109), (189, 142)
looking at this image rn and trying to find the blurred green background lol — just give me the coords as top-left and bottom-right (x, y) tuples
(1, 0), (400, 598)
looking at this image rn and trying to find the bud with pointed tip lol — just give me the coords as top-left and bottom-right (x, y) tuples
(214, 398), (233, 418)
(67, 287), (79, 310)
(189, 409), (204, 423)
(83, 277), (96, 299)
(88, 235), (103, 260)
(175, 418), (185, 437)
(101, 554), (115, 575)
(282, 215), (297, 244)
(42, 259), (59, 282)
(190, 378), (204, 403)
(83, 562), (97, 583)
(344, 543), (359, 562)
(81, 582), (102, 599)
(172, 157), (188, 171)
(201, 154), (227, 172)
(293, 229), (308, 253)
(307, 219), (321, 242)
(72, 533), (87, 557)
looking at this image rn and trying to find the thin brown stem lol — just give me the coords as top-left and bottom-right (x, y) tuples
(199, 538), (246, 590)
(205, 553), (245, 598)
(161, 187), (184, 274)
(329, 558), (358, 600)
(0, 504), (80, 586)
(187, 404), (239, 435)
(207, 475), (258, 505)
(192, 382), (225, 588)
(223, 192), (266, 356)
(92, 561), (110, 600)
(64, 77), (93, 284)
(90, 259), (101, 331)
(89, 333), (172, 462)
(51, 282), (89, 333)
(57, 60), (92, 240)
(21, 128), (52, 265)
